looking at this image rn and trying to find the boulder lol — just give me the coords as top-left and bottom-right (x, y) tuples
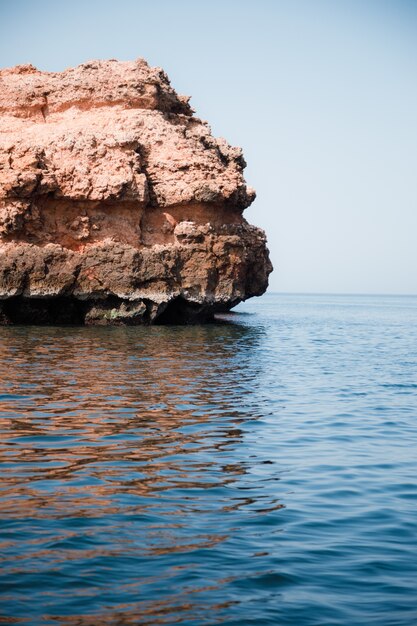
(0, 59), (272, 324)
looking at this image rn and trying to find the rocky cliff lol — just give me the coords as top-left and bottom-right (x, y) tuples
(0, 59), (272, 324)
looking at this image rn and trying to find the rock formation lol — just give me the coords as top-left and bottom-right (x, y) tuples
(0, 59), (272, 324)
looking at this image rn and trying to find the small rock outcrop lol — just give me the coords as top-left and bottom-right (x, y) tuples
(0, 59), (272, 324)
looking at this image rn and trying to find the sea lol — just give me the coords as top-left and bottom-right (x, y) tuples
(0, 293), (416, 625)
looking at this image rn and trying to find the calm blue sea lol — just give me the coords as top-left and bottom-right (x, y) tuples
(0, 293), (417, 625)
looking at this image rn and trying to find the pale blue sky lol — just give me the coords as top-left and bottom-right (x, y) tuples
(1, 0), (416, 294)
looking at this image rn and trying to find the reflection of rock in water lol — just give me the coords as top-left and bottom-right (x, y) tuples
(0, 324), (274, 514)
(0, 323), (284, 624)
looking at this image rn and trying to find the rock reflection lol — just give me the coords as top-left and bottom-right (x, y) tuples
(0, 323), (284, 625)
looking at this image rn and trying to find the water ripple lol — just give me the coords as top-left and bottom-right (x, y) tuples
(1, 294), (417, 624)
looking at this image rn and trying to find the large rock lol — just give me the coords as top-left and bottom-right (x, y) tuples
(0, 59), (272, 324)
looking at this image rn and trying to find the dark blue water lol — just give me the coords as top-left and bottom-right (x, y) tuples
(1, 293), (417, 625)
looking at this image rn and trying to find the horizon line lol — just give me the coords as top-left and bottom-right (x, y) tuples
(265, 290), (417, 298)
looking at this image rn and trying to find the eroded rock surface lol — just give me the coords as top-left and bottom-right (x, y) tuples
(0, 59), (272, 324)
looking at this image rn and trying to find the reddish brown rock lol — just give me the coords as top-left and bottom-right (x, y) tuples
(0, 59), (272, 324)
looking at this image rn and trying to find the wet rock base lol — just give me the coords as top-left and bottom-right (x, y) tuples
(0, 296), (227, 326)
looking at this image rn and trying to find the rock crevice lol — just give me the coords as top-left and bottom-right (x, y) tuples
(0, 59), (272, 324)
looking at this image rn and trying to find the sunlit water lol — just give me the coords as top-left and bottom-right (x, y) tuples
(1, 293), (417, 625)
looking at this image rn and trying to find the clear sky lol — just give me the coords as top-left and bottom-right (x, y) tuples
(1, 0), (416, 294)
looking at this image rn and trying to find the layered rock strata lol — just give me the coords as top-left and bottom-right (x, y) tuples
(0, 59), (272, 324)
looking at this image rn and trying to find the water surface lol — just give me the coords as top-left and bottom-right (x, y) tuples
(1, 293), (417, 625)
